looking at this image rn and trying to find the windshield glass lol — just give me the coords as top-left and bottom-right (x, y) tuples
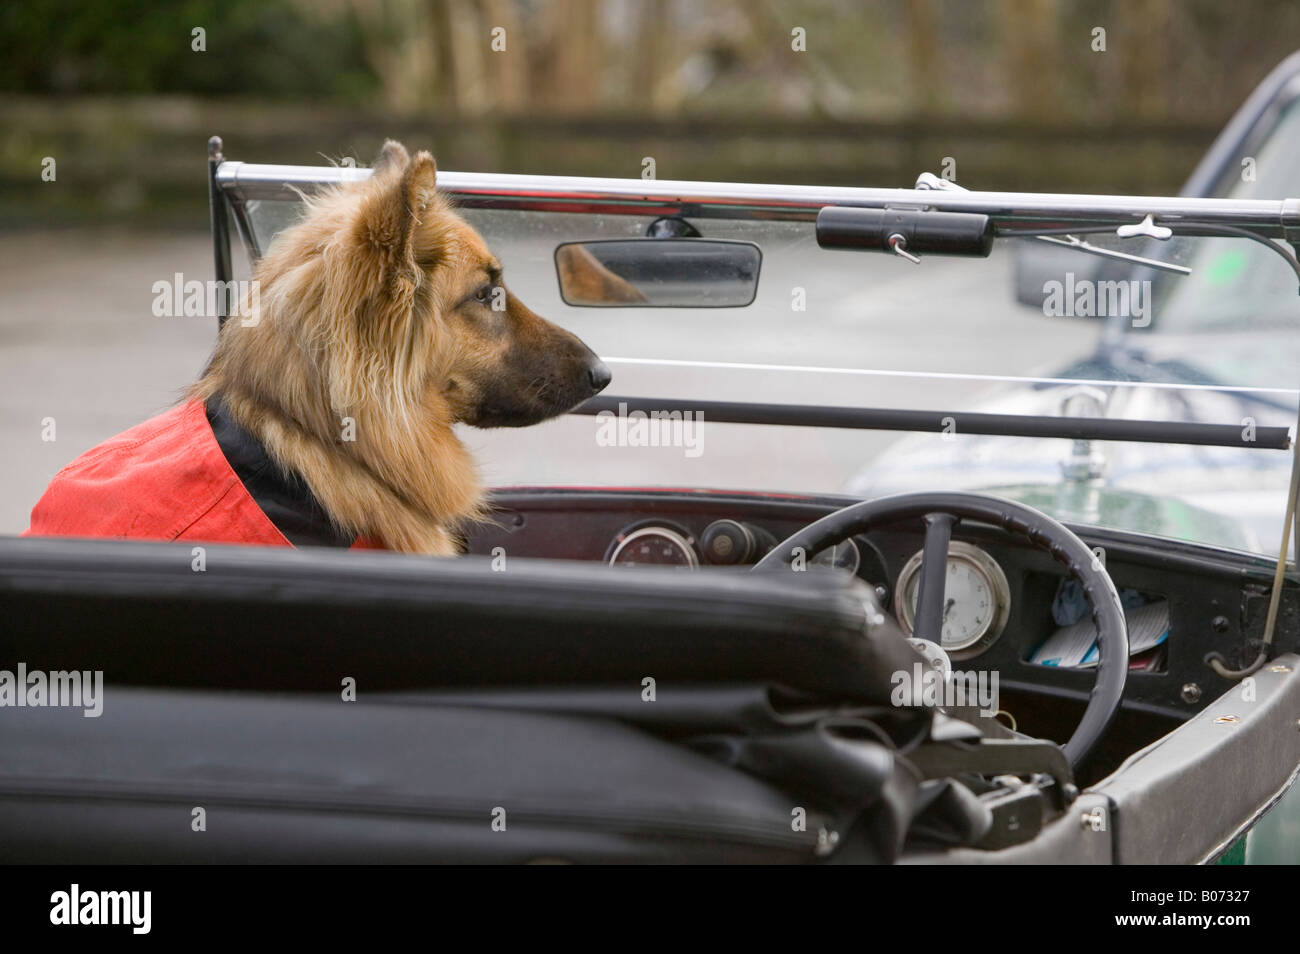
(240, 191), (1299, 558)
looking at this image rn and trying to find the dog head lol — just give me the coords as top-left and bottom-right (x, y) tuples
(259, 139), (610, 430)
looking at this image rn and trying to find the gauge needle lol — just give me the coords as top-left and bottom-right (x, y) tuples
(942, 598), (955, 621)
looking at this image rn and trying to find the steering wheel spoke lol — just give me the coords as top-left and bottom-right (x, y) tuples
(913, 512), (957, 645)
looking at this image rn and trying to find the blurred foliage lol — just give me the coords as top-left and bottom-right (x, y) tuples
(5, 0), (1300, 123)
(0, 0), (379, 101)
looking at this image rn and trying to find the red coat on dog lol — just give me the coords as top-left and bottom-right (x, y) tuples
(25, 400), (378, 549)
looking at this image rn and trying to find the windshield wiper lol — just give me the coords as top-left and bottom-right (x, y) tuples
(1032, 232), (1192, 276)
(913, 173), (1194, 275)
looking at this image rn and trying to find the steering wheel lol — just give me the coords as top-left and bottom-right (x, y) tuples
(754, 491), (1129, 768)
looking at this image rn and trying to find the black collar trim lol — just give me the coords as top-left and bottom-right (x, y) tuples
(204, 398), (355, 549)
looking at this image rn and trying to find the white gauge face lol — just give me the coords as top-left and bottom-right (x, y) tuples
(904, 560), (992, 648)
(894, 542), (1011, 654)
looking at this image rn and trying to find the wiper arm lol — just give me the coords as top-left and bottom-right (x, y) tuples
(1033, 233), (1192, 276)
(914, 173), (1194, 275)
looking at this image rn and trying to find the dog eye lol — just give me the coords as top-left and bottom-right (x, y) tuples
(473, 284), (493, 304)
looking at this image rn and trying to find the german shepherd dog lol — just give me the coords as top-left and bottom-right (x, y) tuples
(25, 141), (610, 555)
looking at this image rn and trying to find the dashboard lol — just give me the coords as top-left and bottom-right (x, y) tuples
(602, 517), (1007, 656)
(465, 487), (1295, 727)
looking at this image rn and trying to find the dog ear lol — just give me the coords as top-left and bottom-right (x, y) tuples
(371, 139), (410, 176)
(402, 151), (438, 219)
(354, 149), (440, 300)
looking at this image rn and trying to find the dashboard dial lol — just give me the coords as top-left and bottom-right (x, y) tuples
(608, 526), (698, 567)
(894, 541), (1010, 655)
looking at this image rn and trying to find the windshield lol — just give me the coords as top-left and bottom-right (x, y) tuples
(240, 190), (1299, 558)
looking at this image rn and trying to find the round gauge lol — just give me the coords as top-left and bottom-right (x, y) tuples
(811, 539), (861, 574)
(608, 526), (698, 568)
(893, 541), (1010, 655)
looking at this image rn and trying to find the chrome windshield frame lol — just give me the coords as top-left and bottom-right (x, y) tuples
(216, 161), (1300, 240)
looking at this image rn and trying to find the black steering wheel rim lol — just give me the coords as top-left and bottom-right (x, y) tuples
(753, 491), (1129, 768)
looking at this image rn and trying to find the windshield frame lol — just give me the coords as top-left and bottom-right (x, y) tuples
(218, 160), (1300, 239)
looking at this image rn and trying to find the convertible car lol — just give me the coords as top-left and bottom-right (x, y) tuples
(1, 137), (1298, 864)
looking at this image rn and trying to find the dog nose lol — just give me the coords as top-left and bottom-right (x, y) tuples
(586, 359), (612, 394)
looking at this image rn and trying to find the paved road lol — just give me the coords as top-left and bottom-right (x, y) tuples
(0, 226), (1098, 534)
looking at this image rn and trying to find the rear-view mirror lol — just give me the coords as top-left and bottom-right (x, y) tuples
(555, 239), (761, 307)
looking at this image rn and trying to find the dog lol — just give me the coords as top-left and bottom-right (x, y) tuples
(25, 140), (610, 555)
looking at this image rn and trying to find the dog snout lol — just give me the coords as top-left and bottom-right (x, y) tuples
(586, 358), (612, 395)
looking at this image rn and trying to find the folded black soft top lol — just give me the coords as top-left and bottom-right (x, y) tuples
(0, 536), (921, 702)
(0, 686), (844, 863)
